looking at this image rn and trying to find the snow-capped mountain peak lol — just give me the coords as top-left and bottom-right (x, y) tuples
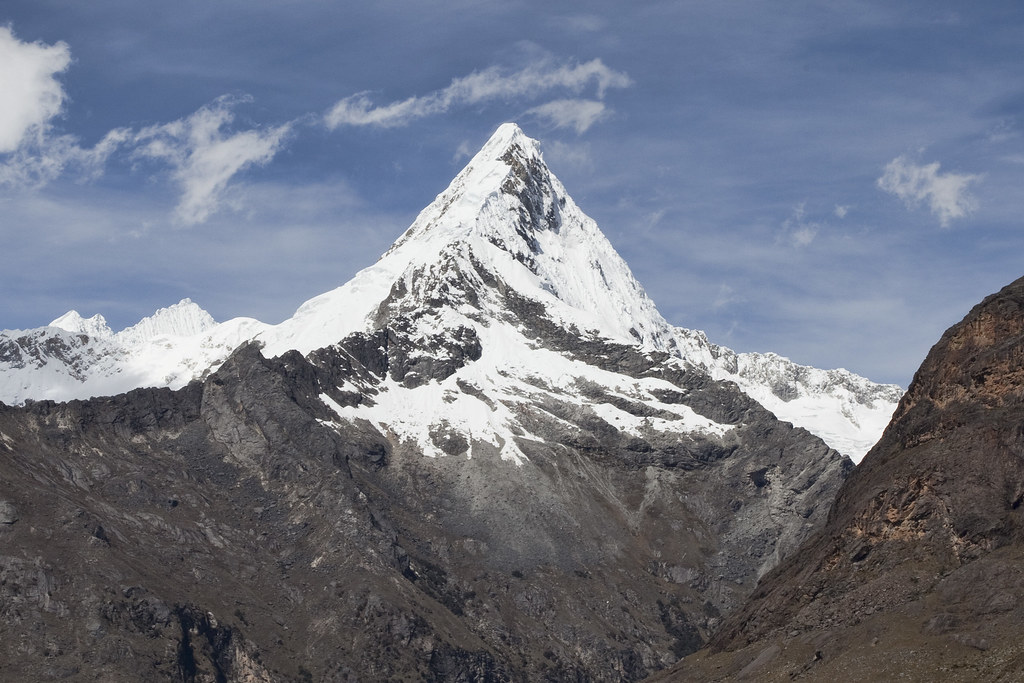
(49, 311), (113, 339)
(47, 299), (216, 347)
(115, 298), (217, 347)
(261, 123), (677, 358)
(0, 123), (900, 462)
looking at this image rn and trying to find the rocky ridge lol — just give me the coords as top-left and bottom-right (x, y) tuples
(0, 327), (850, 680)
(675, 328), (902, 462)
(661, 275), (1024, 681)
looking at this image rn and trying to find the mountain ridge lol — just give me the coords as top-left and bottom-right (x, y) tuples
(0, 123), (899, 461)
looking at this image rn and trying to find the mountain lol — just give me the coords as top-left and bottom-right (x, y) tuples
(0, 298), (260, 404)
(662, 275), (1024, 681)
(674, 328), (902, 462)
(0, 124), (854, 680)
(0, 124), (900, 461)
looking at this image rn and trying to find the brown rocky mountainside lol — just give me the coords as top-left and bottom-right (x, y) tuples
(659, 275), (1024, 681)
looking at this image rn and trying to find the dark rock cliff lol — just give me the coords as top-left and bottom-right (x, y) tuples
(0, 320), (849, 681)
(661, 275), (1024, 682)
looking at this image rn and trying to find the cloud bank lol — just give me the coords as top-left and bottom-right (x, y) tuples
(325, 59), (630, 131)
(877, 155), (982, 227)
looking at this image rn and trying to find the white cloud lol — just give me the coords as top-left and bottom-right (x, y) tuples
(877, 155), (982, 227)
(0, 33), (292, 226)
(525, 99), (607, 133)
(0, 27), (129, 188)
(0, 128), (129, 187)
(2, 92), (290, 225)
(834, 204), (850, 219)
(0, 26), (70, 153)
(325, 58), (631, 129)
(780, 202), (819, 247)
(133, 97), (291, 224)
(791, 225), (817, 247)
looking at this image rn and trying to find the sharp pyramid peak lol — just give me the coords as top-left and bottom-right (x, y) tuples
(385, 122), (549, 253)
(263, 122), (679, 356)
(474, 122), (541, 162)
(363, 123), (680, 352)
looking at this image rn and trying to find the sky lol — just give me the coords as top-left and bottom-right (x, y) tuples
(2, 1), (1023, 388)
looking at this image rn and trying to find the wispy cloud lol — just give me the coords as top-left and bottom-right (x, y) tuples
(0, 128), (129, 188)
(2, 26), (627, 222)
(712, 283), (740, 310)
(0, 29), (291, 225)
(877, 155), (982, 227)
(132, 96), (291, 225)
(543, 140), (594, 171)
(525, 99), (607, 133)
(325, 58), (631, 130)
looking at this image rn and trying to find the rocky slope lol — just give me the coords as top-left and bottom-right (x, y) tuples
(0, 334), (849, 681)
(0, 124), (852, 681)
(660, 275), (1024, 681)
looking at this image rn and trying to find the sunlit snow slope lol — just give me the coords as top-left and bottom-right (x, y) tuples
(0, 124), (899, 461)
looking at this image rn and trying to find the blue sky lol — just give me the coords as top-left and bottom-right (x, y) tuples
(2, 1), (1023, 387)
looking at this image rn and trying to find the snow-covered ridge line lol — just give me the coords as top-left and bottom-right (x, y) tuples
(1, 298), (265, 405)
(49, 298), (217, 346)
(674, 326), (902, 462)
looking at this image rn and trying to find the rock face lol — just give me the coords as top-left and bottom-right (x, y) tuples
(0, 124), (853, 680)
(0, 336), (848, 681)
(663, 275), (1024, 681)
